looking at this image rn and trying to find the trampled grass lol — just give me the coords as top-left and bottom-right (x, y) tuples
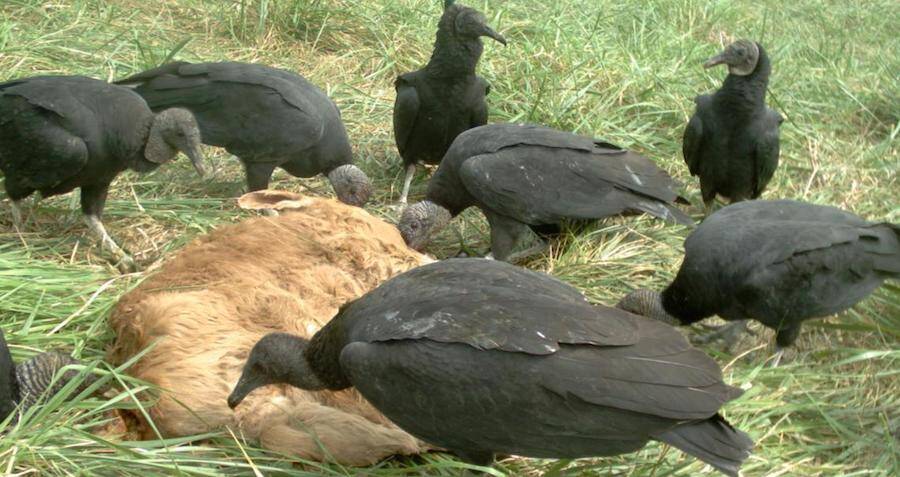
(0, 0), (897, 475)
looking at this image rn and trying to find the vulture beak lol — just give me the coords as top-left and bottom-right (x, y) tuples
(186, 144), (207, 178)
(703, 52), (729, 69)
(481, 25), (507, 46)
(227, 371), (269, 409)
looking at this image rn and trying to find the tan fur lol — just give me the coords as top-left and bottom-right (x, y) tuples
(107, 191), (433, 465)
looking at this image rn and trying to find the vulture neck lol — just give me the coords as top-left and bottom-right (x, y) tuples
(304, 317), (353, 390)
(425, 33), (483, 79)
(660, 283), (714, 326)
(715, 44), (771, 116)
(134, 118), (166, 173)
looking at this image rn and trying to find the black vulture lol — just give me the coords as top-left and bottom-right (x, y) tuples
(683, 39), (783, 210)
(228, 259), (753, 476)
(393, 0), (506, 204)
(115, 61), (372, 207)
(1, 328), (91, 421)
(618, 200), (899, 363)
(0, 75), (205, 272)
(398, 123), (693, 261)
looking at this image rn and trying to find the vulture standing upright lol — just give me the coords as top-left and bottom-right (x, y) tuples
(393, 0), (506, 204)
(683, 39), (783, 210)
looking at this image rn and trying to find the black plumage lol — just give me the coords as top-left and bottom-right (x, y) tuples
(1, 328), (88, 421)
(683, 40), (782, 208)
(618, 199), (900, 351)
(228, 259), (752, 476)
(393, 0), (506, 204)
(0, 75), (205, 272)
(0, 330), (15, 420)
(115, 61), (372, 206)
(398, 123), (693, 261)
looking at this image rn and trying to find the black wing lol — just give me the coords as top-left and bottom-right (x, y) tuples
(115, 62), (217, 110)
(750, 108), (782, 198)
(340, 316), (738, 431)
(0, 78), (91, 190)
(187, 62), (324, 115)
(682, 98), (707, 176)
(118, 62), (323, 116)
(689, 200), (873, 266)
(392, 76), (420, 159)
(537, 315), (741, 419)
(469, 77), (490, 128)
(0, 329), (16, 419)
(116, 62), (325, 152)
(685, 201), (900, 315)
(0, 76), (99, 125)
(340, 259), (639, 354)
(446, 123), (598, 164)
(458, 146), (692, 225)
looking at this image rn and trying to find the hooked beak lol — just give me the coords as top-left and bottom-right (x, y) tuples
(703, 52), (728, 69)
(481, 25), (507, 46)
(186, 144), (207, 177)
(227, 371), (269, 409)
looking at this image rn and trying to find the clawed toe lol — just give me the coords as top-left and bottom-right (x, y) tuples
(115, 254), (138, 274)
(692, 320), (751, 350)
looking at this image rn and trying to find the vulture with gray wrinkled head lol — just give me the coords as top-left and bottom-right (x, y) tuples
(116, 61), (372, 207)
(618, 200), (900, 362)
(1, 328), (89, 421)
(230, 259), (752, 476)
(398, 123), (693, 261)
(0, 75), (205, 272)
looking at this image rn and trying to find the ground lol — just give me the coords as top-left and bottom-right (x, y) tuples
(0, 0), (897, 475)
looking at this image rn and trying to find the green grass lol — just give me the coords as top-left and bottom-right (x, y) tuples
(0, 0), (897, 475)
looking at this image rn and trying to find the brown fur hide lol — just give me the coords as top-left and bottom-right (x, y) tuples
(107, 191), (433, 465)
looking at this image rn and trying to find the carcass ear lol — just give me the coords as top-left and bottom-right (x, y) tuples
(237, 190), (314, 211)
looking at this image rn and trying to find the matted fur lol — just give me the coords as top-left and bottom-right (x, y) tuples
(107, 191), (433, 465)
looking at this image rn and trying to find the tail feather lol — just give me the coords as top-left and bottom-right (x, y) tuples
(865, 223), (900, 275)
(654, 414), (753, 477)
(114, 61), (190, 86)
(632, 200), (695, 227)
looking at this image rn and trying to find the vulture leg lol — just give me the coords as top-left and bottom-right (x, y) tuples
(81, 185), (135, 273)
(775, 323), (802, 349)
(700, 181), (717, 215)
(771, 324), (801, 367)
(484, 210), (532, 262)
(770, 347), (786, 368)
(504, 240), (550, 264)
(692, 320), (751, 350)
(398, 163), (417, 205)
(8, 194), (40, 229)
(10, 200), (24, 230)
(244, 161), (277, 192)
(453, 225), (479, 258)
